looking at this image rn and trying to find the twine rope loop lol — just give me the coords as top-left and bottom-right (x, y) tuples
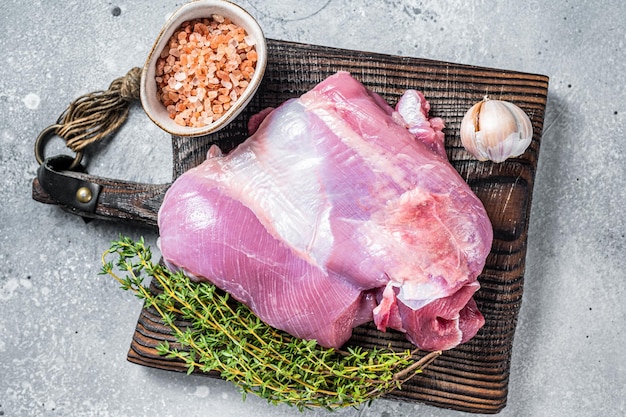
(55, 66), (142, 153)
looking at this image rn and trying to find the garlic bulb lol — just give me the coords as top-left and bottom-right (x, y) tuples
(460, 97), (533, 163)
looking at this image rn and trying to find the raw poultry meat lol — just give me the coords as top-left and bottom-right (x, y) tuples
(157, 72), (493, 351)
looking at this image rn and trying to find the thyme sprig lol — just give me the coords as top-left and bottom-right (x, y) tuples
(101, 236), (440, 410)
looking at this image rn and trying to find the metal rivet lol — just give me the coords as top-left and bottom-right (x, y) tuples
(76, 186), (93, 203)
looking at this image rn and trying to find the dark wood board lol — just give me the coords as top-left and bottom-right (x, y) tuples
(32, 39), (549, 413)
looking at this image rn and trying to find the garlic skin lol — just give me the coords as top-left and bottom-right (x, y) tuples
(460, 98), (533, 163)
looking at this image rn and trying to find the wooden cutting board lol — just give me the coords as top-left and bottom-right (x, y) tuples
(32, 39), (549, 414)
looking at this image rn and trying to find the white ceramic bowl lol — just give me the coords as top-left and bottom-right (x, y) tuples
(140, 0), (267, 137)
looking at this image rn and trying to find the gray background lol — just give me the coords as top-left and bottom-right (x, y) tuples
(1, 1), (624, 416)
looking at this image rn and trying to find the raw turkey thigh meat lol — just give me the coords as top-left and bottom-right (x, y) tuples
(158, 71), (493, 350)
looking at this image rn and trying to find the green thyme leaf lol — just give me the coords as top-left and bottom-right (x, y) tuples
(102, 235), (441, 410)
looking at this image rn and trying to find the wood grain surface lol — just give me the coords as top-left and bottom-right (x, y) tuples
(32, 39), (549, 413)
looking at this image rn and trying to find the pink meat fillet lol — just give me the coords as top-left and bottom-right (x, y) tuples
(157, 71), (493, 351)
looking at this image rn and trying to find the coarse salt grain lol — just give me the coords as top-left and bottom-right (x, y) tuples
(155, 15), (258, 128)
